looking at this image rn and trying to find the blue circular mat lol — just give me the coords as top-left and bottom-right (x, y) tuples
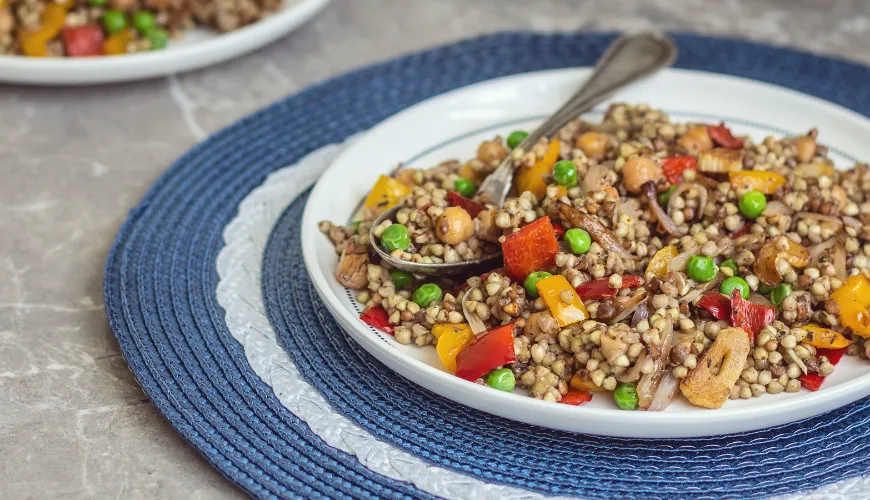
(105, 32), (870, 499)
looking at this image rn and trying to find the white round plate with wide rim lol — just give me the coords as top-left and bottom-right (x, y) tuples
(0, 0), (329, 85)
(301, 67), (870, 438)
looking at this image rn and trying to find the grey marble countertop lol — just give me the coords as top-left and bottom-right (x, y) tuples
(3, 0), (870, 497)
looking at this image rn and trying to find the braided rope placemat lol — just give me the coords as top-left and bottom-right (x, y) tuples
(105, 32), (870, 498)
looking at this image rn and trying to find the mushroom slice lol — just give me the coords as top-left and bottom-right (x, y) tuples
(679, 327), (751, 409)
(698, 148), (742, 173)
(335, 250), (369, 289)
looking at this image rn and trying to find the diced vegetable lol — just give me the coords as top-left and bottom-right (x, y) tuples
(514, 139), (560, 198)
(799, 346), (848, 391)
(661, 155), (698, 185)
(802, 324), (852, 349)
(754, 236), (810, 286)
(645, 245), (679, 278)
(102, 10), (127, 34)
(445, 191), (486, 218)
(454, 324), (517, 381)
(363, 175), (412, 214)
(62, 25), (105, 57)
(453, 178), (477, 198)
(575, 275), (643, 300)
(658, 185), (677, 206)
(569, 372), (606, 392)
(720, 259), (738, 275)
(830, 274), (870, 338)
(523, 271), (552, 299)
(559, 389), (593, 406)
(537, 274), (589, 327)
(433, 323), (475, 373)
(501, 216), (560, 282)
(552, 222), (566, 239)
(553, 160), (578, 187)
(770, 283), (792, 307)
(104, 29), (134, 55)
(729, 289), (776, 340)
(360, 306), (394, 335)
(564, 228), (592, 254)
(389, 269), (414, 289)
(730, 221), (752, 239)
(412, 283), (442, 307)
(486, 368), (516, 392)
(507, 130), (528, 149)
(728, 170), (786, 194)
(380, 224), (411, 252)
(687, 255), (717, 282)
(697, 292), (730, 320)
(720, 276), (750, 300)
(707, 123), (744, 149)
(19, 3), (68, 56)
(738, 190), (767, 219)
(614, 383), (639, 410)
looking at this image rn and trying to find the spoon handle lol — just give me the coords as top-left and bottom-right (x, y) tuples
(477, 31), (678, 205)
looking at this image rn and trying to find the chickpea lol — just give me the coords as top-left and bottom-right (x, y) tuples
(575, 132), (610, 158)
(621, 156), (662, 194)
(678, 125), (713, 154)
(477, 139), (508, 165)
(436, 206), (474, 245)
(795, 135), (816, 163)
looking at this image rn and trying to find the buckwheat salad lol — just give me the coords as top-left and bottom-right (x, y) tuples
(318, 103), (870, 411)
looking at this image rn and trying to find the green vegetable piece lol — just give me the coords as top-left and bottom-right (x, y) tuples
(390, 269), (414, 289)
(553, 160), (578, 187)
(453, 178), (477, 198)
(564, 228), (591, 255)
(757, 282), (775, 294)
(720, 276), (750, 299)
(720, 259), (738, 275)
(88, 0), (107, 6)
(687, 255), (717, 283)
(349, 220), (362, 234)
(102, 10), (128, 34)
(523, 271), (552, 298)
(380, 224), (411, 253)
(486, 368), (516, 392)
(146, 28), (169, 50)
(658, 185), (677, 206)
(614, 383), (639, 410)
(771, 283), (793, 307)
(132, 10), (156, 34)
(412, 283), (443, 307)
(506, 130), (529, 149)
(739, 190), (767, 219)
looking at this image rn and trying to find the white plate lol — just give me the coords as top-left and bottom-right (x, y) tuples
(0, 0), (330, 85)
(301, 68), (870, 438)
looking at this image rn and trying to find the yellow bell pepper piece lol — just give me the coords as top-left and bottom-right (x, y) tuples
(802, 324), (853, 349)
(552, 186), (568, 199)
(363, 175), (412, 214)
(433, 323), (475, 373)
(728, 170), (787, 195)
(18, 3), (68, 57)
(830, 275), (870, 338)
(514, 139), (560, 198)
(537, 274), (588, 327)
(645, 245), (679, 278)
(104, 29), (135, 56)
(570, 372), (606, 392)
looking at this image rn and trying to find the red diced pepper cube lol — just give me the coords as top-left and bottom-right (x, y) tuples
(455, 323), (516, 381)
(575, 275), (643, 300)
(661, 155), (698, 185)
(697, 292), (731, 321)
(62, 25), (105, 57)
(501, 216), (560, 282)
(559, 389), (593, 406)
(445, 191), (486, 218)
(707, 123), (744, 149)
(799, 347), (848, 391)
(730, 289), (776, 340)
(360, 306), (394, 335)
(552, 222), (566, 239)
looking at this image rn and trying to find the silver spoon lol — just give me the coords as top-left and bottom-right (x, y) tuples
(371, 31), (678, 276)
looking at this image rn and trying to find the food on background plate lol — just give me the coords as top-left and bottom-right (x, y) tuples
(319, 102), (870, 410)
(0, 0), (279, 57)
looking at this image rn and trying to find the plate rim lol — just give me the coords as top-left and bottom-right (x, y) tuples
(0, 0), (330, 85)
(301, 66), (870, 437)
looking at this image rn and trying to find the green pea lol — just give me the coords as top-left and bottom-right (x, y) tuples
(412, 283), (442, 307)
(453, 178), (477, 198)
(614, 383), (639, 410)
(486, 368), (516, 392)
(390, 269), (414, 289)
(146, 28), (169, 50)
(102, 10), (128, 34)
(553, 160), (578, 187)
(720, 276), (750, 299)
(88, 0), (107, 6)
(132, 11), (156, 34)
(564, 228), (591, 255)
(757, 282), (775, 294)
(739, 190), (767, 219)
(658, 185), (677, 206)
(349, 220), (362, 234)
(506, 130), (529, 149)
(380, 224), (411, 253)
(687, 255), (717, 283)
(771, 283), (793, 307)
(523, 271), (552, 298)
(719, 259), (738, 275)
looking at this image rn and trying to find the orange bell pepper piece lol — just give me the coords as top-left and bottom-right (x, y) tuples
(432, 323), (475, 373)
(802, 324), (853, 349)
(754, 236), (810, 286)
(570, 372), (606, 392)
(728, 170), (787, 195)
(830, 275), (870, 338)
(514, 139), (560, 198)
(501, 216), (560, 282)
(363, 174), (412, 214)
(645, 245), (678, 278)
(18, 3), (68, 57)
(537, 274), (589, 327)
(104, 29), (135, 55)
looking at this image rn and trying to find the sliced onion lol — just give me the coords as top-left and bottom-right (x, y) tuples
(582, 164), (610, 196)
(843, 216), (863, 229)
(667, 182), (708, 223)
(642, 181), (685, 236)
(631, 303), (650, 328)
(606, 290), (649, 326)
(616, 350), (646, 383)
(668, 247), (699, 274)
(557, 201), (638, 261)
(808, 238), (836, 269)
(762, 200), (793, 217)
(681, 276), (722, 304)
(637, 317), (675, 409)
(832, 244), (847, 280)
(798, 211), (844, 229)
(647, 372), (680, 412)
(462, 287), (488, 335)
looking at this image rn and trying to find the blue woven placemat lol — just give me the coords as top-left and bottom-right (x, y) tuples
(105, 32), (870, 499)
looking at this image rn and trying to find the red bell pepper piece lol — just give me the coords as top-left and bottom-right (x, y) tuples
(454, 323), (517, 381)
(501, 216), (560, 282)
(552, 222), (566, 239)
(62, 25), (105, 57)
(697, 292), (731, 320)
(360, 306), (394, 335)
(446, 191), (486, 218)
(799, 347), (848, 391)
(707, 123), (744, 149)
(661, 155), (698, 185)
(730, 289), (776, 340)
(559, 389), (593, 406)
(731, 222), (753, 239)
(575, 275), (644, 300)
